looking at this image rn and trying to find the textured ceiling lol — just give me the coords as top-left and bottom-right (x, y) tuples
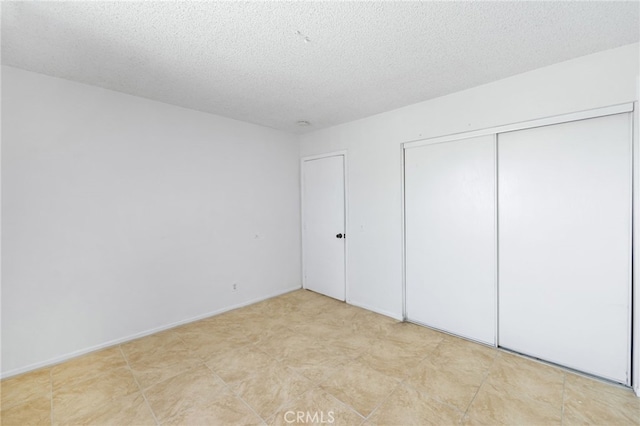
(2, 1), (639, 133)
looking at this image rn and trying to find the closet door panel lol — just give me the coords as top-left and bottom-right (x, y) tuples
(405, 135), (496, 345)
(498, 113), (631, 384)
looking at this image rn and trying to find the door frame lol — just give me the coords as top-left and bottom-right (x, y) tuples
(401, 102), (637, 390)
(300, 151), (348, 302)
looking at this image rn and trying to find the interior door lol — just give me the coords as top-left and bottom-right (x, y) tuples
(405, 135), (496, 345)
(498, 113), (631, 384)
(302, 155), (346, 301)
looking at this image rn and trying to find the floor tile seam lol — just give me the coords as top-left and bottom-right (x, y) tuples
(52, 371), (143, 413)
(50, 355), (129, 379)
(55, 348), (157, 425)
(413, 337), (447, 364)
(360, 380), (401, 423)
(400, 354), (434, 378)
(170, 331), (191, 348)
(317, 384), (369, 421)
(50, 361), (143, 398)
(253, 342), (284, 361)
(118, 345), (161, 426)
(320, 386), (367, 422)
(203, 361), (268, 424)
(258, 348), (295, 374)
(317, 358), (355, 387)
(428, 337), (449, 355)
(268, 361), (318, 389)
(257, 347), (289, 364)
(303, 365), (340, 389)
(359, 379), (403, 422)
(461, 351), (498, 420)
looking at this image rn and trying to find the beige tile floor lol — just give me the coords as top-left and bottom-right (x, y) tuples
(1, 289), (639, 425)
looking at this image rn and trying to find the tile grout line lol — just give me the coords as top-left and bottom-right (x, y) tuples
(226, 344), (346, 425)
(118, 345), (161, 426)
(319, 327), (448, 422)
(399, 371), (466, 419)
(318, 353), (380, 421)
(320, 387), (369, 424)
(361, 381), (401, 423)
(320, 386), (366, 423)
(461, 352), (499, 421)
(312, 375), (368, 422)
(351, 341), (418, 424)
(203, 362), (267, 425)
(397, 337), (489, 420)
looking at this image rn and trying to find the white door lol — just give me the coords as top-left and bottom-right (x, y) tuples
(405, 135), (496, 345)
(302, 155), (346, 301)
(498, 113), (631, 384)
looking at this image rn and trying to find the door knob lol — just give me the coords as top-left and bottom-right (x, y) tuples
(336, 233), (343, 239)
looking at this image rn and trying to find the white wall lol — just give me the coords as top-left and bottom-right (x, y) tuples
(1, 66), (301, 376)
(300, 42), (640, 320)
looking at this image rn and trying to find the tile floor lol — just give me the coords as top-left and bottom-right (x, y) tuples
(1, 289), (639, 425)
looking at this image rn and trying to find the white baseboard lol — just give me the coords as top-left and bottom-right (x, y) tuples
(347, 299), (403, 321)
(1, 285), (302, 380)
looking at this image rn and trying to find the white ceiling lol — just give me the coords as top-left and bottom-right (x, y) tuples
(2, 1), (639, 134)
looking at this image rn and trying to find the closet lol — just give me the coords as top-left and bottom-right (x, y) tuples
(405, 135), (496, 345)
(404, 105), (633, 385)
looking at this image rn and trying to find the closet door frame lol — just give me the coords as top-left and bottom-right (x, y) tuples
(401, 102), (636, 391)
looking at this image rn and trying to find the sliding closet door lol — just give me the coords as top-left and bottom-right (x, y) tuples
(499, 113), (631, 384)
(405, 136), (496, 345)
